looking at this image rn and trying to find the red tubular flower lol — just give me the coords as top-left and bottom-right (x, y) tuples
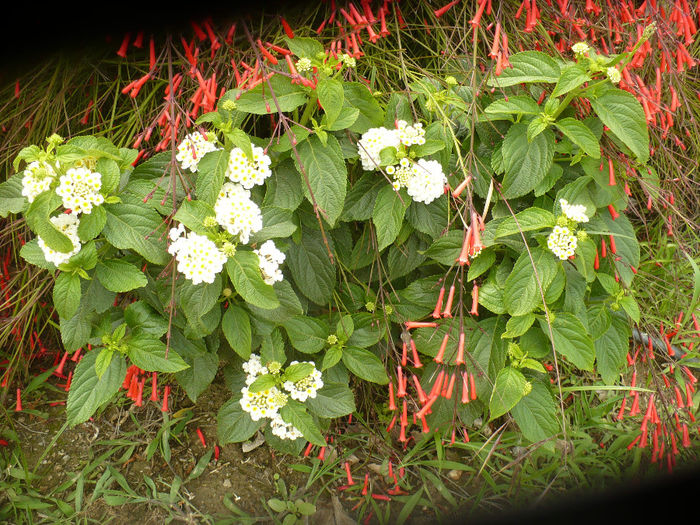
(470, 0), (488, 26)
(608, 204), (619, 221)
(420, 414), (430, 433)
(434, 0), (461, 18)
(445, 373), (456, 399)
(461, 372), (470, 403)
(608, 158), (616, 186)
(469, 373), (477, 400)
(428, 370), (446, 399)
(412, 375), (428, 404)
(117, 33), (130, 58)
(257, 39), (278, 65)
(489, 22), (502, 59)
(416, 394), (439, 420)
(405, 321), (438, 329)
(594, 249), (600, 270)
(452, 176), (472, 199)
(457, 227), (473, 266)
(410, 339), (423, 368)
(609, 234), (617, 254)
(15, 388), (21, 411)
(150, 372), (158, 402)
(388, 382), (397, 410)
(318, 446), (326, 460)
(196, 428), (207, 448)
(435, 333), (450, 364)
(442, 285), (456, 318)
(455, 332), (466, 366)
(470, 212), (484, 255)
(601, 239), (607, 259)
(344, 462), (355, 485)
(432, 287), (446, 319)
(162, 385), (170, 412)
(470, 283), (479, 316)
(401, 399), (408, 426)
(55, 351), (69, 376)
(674, 386), (685, 408)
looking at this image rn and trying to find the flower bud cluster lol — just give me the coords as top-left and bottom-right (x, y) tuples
(55, 167), (104, 214)
(21, 161), (57, 203)
(547, 225), (578, 260)
(225, 146), (272, 189)
(167, 224), (227, 284)
(176, 132), (219, 172)
(282, 361), (323, 402)
(254, 240), (285, 285)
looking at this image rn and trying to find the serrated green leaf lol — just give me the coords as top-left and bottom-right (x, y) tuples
(221, 305), (252, 359)
(0, 174), (27, 218)
(279, 399), (325, 446)
(282, 316), (329, 354)
(173, 199), (215, 235)
(484, 95), (541, 116)
(540, 312), (595, 370)
(127, 333), (189, 372)
(96, 259), (147, 293)
(501, 124), (554, 199)
(306, 382), (355, 418)
(103, 201), (168, 265)
(555, 118), (601, 158)
(227, 251), (279, 309)
(487, 51), (560, 87)
(551, 63), (591, 98)
(195, 149), (228, 207)
(489, 367), (530, 420)
(235, 75), (307, 114)
(53, 272), (81, 320)
(373, 186), (410, 251)
(124, 301), (168, 337)
(287, 229), (335, 305)
(596, 312), (630, 384)
(511, 380), (559, 447)
(344, 82), (384, 133)
(77, 206), (107, 242)
(317, 77), (344, 126)
(342, 346), (388, 384)
(503, 248), (558, 316)
(217, 398), (263, 444)
(495, 207), (556, 238)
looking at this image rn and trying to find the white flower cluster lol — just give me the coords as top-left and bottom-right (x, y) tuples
(239, 354), (303, 440)
(295, 57), (312, 72)
(607, 67), (621, 84)
(225, 146), (272, 189)
(572, 42), (590, 55)
(254, 240), (285, 285)
(405, 159), (447, 204)
(357, 126), (401, 171)
(214, 182), (263, 244)
(559, 199), (589, 223)
(547, 225), (578, 260)
(167, 224), (227, 285)
(176, 132), (219, 172)
(37, 213), (81, 266)
(21, 161), (56, 203)
(282, 361), (323, 402)
(55, 167), (104, 214)
(396, 120), (426, 146)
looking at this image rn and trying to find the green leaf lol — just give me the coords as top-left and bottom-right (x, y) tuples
(487, 51), (561, 87)
(173, 199), (215, 235)
(540, 312), (595, 371)
(467, 248), (496, 281)
(503, 248), (559, 316)
(284, 36), (324, 58)
(344, 82), (384, 133)
(502, 313), (536, 339)
(341, 172), (383, 222)
(405, 196), (448, 239)
(511, 380), (559, 446)
(235, 75), (307, 114)
(341, 346), (388, 384)
(372, 186), (410, 251)
(282, 316), (329, 354)
(95, 259), (147, 293)
(25, 192), (73, 253)
(484, 95), (540, 116)
(221, 305), (252, 359)
(495, 207), (556, 238)
(587, 213), (639, 286)
(284, 363), (314, 382)
(0, 174), (27, 218)
(346, 313), (385, 348)
(555, 118), (601, 158)
(280, 399), (326, 446)
(217, 398), (263, 444)
(103, 201), (168, 265)
(423, 229), (462, 266)
(411, 140), (446, 157)
(67, 349), (126, 426)
(226, 251), (279, 309)
(77, 206), (107, 242)
(478, 276), (507, 315)
(589, 87), (649, 163)
(94, 349), (114, 379)
(620, 295), (640, 323)
(226, 128), (253, 161)
(501, 124), (554, 199)
(195, 149), (228, 207)
(127, 333), (189, 373)
(177, 274), (222, 321)
(306, 382), (355, 418)
(251, 207), (297, 244)
(295, 134), (347, 227)
(551, 63), (591, 98)
(317, 77), (344, 126)
(527, 116), (549, 142)
(322, 346), (343, 370)
(53, 272), (81, 320)
(287, 229), (335, 305)
(20, 239), (56, 270)
(124, 301), (168, 338)
(248, 374), (278, 393)
(172, 330), (218, 402)
(489, 367), (530, 421)
(596, 312), (631, 384)
(96, 158), (120, 196)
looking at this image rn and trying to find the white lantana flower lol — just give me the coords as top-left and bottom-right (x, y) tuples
(37, 213), (81, 266)
(559, 199), (590, 223)
(572, 42), (590, 55)
(606, 67), (621, 84)
(167, 225), (227, 285)
(295, 57), (313, 72)
(21, 161), (56, 203)
(55, 167), (104, 214)
(254, 240), (285, 285)
(270, 413), (303, 440)
(282, 361), (323, 402)
(239, 386), (287, 421)
(405, 159), (447, 204)
(547, 225), (578, 260)
(214, 182), (263, 245)
(225, 146), (272, 189)
(340, 53), (356, 68)
(176, 132), (219, 172)
(357, 127), (401, 171)
(396, 120), (426, 147)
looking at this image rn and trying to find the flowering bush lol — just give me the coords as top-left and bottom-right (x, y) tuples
(0, 32), (652, 454)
